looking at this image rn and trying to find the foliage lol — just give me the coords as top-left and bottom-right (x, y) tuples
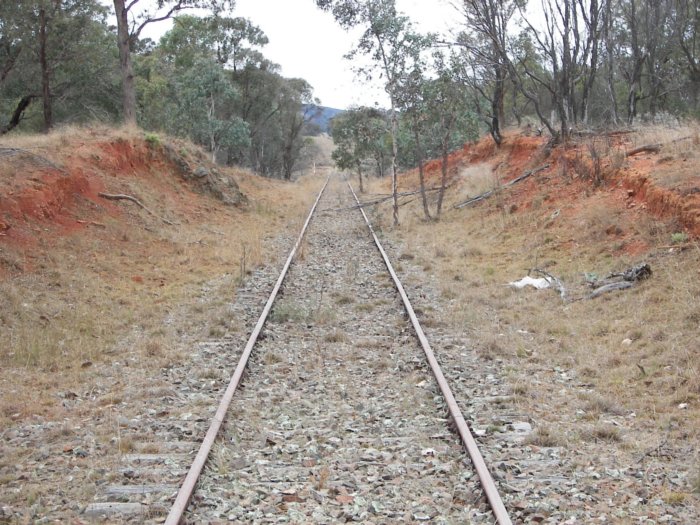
(671, 232), (689, 244)
(330, 107), (390, 175)
(135, 14), (317, 176)
(0, 0), (120, 132)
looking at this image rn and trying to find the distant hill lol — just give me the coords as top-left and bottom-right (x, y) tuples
(303, 105), (345, 134)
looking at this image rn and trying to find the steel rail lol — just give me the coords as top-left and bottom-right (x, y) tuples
(346, 180), (513, 525)
(165, 175), (331, 525)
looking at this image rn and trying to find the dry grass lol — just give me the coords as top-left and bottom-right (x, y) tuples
(324, 329), (349, 343)
(627, 122), (700, 158)
(0, 124), (327, 428)
(526, 425), (564, 447)
(362, 127), (700, 504)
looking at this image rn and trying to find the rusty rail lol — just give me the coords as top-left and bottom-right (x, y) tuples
(346, 180), (513, 525)
(164, 175), (330, 525)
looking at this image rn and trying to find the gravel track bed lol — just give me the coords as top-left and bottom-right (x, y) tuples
(186, 177), (493, 524)
(0, 228), (297, 523)
(381, 231), (698, 524)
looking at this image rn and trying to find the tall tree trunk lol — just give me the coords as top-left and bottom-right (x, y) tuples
(114, 0), (137, 125)
(412, 122), (431, 221)
(356, 162), (364, 193)
(39, 8), (52, 133)
(436, 138), (450, 218)
(491, 63), (505, 146)
(602, 0), (619, 125)
(389, 100), (399, 226)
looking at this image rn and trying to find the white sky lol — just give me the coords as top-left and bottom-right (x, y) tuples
(232, 0), (459, 109)
(139, 0), (461, 109)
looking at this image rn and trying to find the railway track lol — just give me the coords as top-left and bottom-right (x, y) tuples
(87, 174), (513, 524)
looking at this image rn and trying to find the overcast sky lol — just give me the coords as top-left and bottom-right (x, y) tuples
(232, 0), (459, 109)
(140, 0), (461, 110)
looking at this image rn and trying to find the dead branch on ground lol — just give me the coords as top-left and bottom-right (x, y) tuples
(626, 144), (661, 157)
(529, 268), (567, 300)
(626, 135), (694, 157)
(585, 262), (651, 299)
(98, 192), (175, 225)
(454, 164), (550, 209)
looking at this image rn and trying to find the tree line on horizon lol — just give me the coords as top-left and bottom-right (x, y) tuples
(1, 0), (699, 184)
(0, 0), (321, 179)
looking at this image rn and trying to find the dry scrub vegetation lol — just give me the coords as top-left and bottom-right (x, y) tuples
(0, 125), (325, 429)
(363, 125), (700, 503)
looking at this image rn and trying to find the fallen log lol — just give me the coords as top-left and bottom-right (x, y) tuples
(587, 281), (633, 299)
(625, 136), (693, 157)
(98, 192), (174, 225)
(626, 144), (661, 157)
(454, 164), (550, 209)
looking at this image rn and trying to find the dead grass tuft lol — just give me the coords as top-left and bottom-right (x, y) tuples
(270, 301), (307, 324)
(526, 425), (564, 447)
(582, 424), (622, 443)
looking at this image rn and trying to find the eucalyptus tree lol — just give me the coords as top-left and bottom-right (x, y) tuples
(515, 0), (604, 137)
(674, 0), (700, 113)
(112, 0), (230, 125)
(395, 65), (432, 220)
(157, 14), (268, 71)
(426, 53), (478, 216)
(1, 0), (118, 133)
(279, 79), (317, 180)
(173, 58), (249, 162)
(317, 0), (427, 226)
(1, 3), (35, 133)
(330, 106), (388, 192)
(455, 0), (519, 145)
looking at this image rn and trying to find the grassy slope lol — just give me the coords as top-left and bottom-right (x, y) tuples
(0, 125), (325, 427)
(364, 126), (700, 507)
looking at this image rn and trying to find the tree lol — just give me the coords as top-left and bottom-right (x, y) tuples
(455, 0), (518, 145)
(515, 0), (604, 138)
(675, 0), (700, 113)
(426, 54), (478, 216)
(0, 3), (34, 133)
(330, 106), (388, 192)
(157, 15), (268, 71)
(1, 0), (118, 134)
(174, 58), (249, 162)
(112, 0), (227, 125)
(317, 0), (425, 226)
(279, 79), (318, 180)
(396, 64), (432, 220)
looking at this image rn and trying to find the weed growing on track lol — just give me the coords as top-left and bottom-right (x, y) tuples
(270, 301), (307, 323)
(324, 329), (348, 343)
(526, 425), (564, 447)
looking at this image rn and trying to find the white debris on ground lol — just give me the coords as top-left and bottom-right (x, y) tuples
(508, 275), (553, 290)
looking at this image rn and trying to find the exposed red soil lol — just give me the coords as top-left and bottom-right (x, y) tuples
(0, 131), (243, 277)
(399, 130), (699, 250)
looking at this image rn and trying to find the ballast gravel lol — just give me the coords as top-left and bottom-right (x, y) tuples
(186, 177), (492, 523)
